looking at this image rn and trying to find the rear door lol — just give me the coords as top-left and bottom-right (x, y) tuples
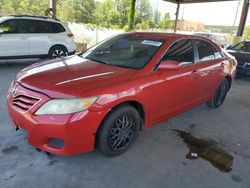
(192, 39), (225, 103)
(0, 19), (29, 57)
(26, 19), (52, 55)
(150, 39), (197, 123)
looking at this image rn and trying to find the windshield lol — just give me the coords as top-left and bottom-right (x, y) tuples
(80, 34), (164, 69)
(231, 41), (250, 52)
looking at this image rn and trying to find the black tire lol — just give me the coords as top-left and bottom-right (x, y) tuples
(49, 46), (68, 59)
(97, 105), (141, 157)
(207, 79), (229, 108)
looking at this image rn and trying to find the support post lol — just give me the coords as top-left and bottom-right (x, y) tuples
(237, 0), (249, 36)
(50, 0), (57, 19)
(174, 1), (180, 33)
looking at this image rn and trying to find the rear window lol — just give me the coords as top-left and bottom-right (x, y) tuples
(50, 22), (65, 33)
(25, 20), (52, 33)
(195, 40), (215, 61)
(25, 20), (65, 33)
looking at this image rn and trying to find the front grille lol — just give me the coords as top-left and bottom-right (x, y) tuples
(245, 64), (250, 69)
(12, 95), (40, 111)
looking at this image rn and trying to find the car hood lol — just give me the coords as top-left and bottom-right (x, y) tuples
(227, 49), (250, 63)
(16, 56), (136, 98)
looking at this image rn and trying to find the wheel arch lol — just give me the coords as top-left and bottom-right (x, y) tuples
(48, 44), (68, 54)
(94, 100), (146, 147)
(225, 75), (232, 90)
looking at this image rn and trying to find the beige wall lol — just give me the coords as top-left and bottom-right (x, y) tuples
(176, 20), (204, 32)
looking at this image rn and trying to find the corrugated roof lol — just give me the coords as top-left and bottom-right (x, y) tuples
(165, 0), (237, 4)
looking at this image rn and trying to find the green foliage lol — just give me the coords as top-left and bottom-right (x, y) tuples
(0, 0), (49, 16)
(153, 10), (161, 28)
(0, 0), (172, 31)
(73, 0), (96, 24)
(117, 0), (130, 27)
(135, 0), (152, 25)
(204, 25), (237, 34)
(243, 26), (250, 40)
(57, 0), (75, 22)
(158, 13), (172, 30)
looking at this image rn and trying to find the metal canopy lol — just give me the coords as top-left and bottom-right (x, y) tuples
(165, 0), (236, 4)
(164, 0), (249, 36)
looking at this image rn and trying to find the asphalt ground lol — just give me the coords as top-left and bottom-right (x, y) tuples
(0, 59), (250, 188)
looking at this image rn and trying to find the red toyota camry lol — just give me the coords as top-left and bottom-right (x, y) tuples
(7, 32), (237, 156)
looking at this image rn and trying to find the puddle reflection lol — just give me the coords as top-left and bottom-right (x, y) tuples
(174, 130), (233, 172)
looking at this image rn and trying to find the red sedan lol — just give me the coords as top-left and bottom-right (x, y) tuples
(7, 32), (237, 156)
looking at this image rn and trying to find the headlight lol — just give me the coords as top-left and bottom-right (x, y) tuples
(35, 97), (97, 115)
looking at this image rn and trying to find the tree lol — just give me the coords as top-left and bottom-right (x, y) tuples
(57, 0), (75, 22)
(135, 0), (152, 25)
(73, 0), (96, 24)
(0, 0), (49, 16)
(117, 0), (130, 27)
(128, 0), (136, 30)
(159, 13), (172, 30)
(153, 10), (161, 28)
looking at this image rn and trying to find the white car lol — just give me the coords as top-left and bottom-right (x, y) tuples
(0, 15), (76, 59)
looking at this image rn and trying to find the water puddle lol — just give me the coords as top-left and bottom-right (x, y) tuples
(174, 130), (233, 172)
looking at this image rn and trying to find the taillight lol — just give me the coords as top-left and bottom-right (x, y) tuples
(67, 34), (74, 39)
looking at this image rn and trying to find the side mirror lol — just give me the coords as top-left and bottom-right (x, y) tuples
(158, 60), (180, 71)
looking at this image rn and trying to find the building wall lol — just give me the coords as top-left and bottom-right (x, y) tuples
(176, 20), (204, 32)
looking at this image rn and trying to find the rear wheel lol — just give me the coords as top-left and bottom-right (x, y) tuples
(207, 79), (229, 108)
(97, 105), (140, 156)
(49, 46), (68, 59)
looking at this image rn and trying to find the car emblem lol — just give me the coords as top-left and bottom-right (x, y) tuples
(10, 85), (17, 96)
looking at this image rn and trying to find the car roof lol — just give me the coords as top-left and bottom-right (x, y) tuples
(0, 15), (61, 23)
(125, 31), (211, 41)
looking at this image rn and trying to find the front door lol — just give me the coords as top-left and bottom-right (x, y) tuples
(150, 39), (197, 124)
(0, 19), (29, 57)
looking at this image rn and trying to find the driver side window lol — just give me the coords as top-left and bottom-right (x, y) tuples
(162, 39), (194, 66)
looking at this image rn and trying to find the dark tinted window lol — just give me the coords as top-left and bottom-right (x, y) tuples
(81, 35), (164, 69)
(51, 22), (65, 33)
(214, 48), (222, 59)
(26, 20), (52, 33)
(162, 39), (194, 65)
(39, 21), (52, 33)
(195, 40), (215, 61)
(0, 19), (27, 33)
(231, 41), (250, 52)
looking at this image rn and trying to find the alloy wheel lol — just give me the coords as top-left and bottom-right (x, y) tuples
(108, 114), (136, 151)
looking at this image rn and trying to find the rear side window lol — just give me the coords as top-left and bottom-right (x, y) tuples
(162, 39), (194, 65)
(195, 40), (215, 61)
(50, 22), (65, 33)
(38, 21), (52, 33)
(214, 49), (222, 59)
(25, 20), (54, 33)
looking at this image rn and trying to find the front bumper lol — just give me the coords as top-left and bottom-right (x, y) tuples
(7, 83), (109, 156)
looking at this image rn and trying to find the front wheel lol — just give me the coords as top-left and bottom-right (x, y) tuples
(207, 79), (229, 108)
(97, 105), (141, 157)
